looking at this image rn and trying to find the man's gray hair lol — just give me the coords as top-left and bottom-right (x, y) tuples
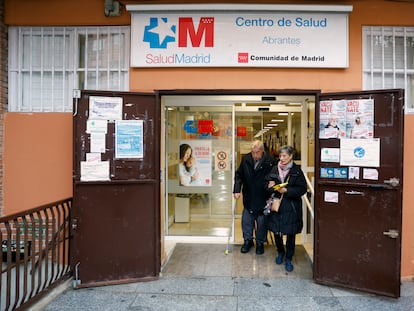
(251, 140), (264, 151)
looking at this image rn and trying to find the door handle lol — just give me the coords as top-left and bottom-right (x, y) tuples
(345, 191), (364, 195)
(383, 229), (399, 239)
(384, 178), (400, 187)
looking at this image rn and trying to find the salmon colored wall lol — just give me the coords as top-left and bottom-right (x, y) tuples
(4, 0), (414, 277)
(4, 113), (73, 215)
(402, 115), (414, 278)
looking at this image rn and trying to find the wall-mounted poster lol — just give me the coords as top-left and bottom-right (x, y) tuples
(319, 100), (346, 139)
(179, 140), (212, 186)
(115, 120), (144, 159)
(346, 99), (374, 139)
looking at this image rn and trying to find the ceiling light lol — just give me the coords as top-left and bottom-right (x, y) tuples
(271, 119), (284, 122)
(278, 112), (289, 116)
(266, 123), (278, 127)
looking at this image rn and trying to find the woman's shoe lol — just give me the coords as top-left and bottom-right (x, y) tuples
(285, 259), (294, 272)
(275, 252), (284, 265)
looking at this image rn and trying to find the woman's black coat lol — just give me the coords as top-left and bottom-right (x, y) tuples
(233, 152), (276, 215)
(265, 162), (307, 235)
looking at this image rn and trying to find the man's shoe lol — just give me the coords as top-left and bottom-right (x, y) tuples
(285, 259), (294, 272)
(256, 242), (264, 255)
(241, 240), (254, 253)
(275, 252), (284, 265)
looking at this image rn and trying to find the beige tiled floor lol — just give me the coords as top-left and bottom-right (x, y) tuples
(162, 243), (313, 279)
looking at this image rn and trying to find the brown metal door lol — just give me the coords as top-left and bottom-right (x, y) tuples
(72, 90), (160, 287)
(314, 89), (404, 297)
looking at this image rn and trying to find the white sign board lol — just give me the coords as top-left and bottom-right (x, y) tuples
(129, 7), (349, 68)
(340, 138), (380, 167)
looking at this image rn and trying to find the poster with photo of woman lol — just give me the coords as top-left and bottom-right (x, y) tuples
(179, 140), (212, 186)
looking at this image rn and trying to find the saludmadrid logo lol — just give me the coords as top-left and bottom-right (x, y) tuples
(143, 17), (214, 64)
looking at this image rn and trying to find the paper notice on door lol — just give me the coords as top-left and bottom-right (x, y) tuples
(80, 161), (110, 181)
(86, 119), (108, 134)
(90, 133), (106, 153)
(324, 191), (339, 203)
(340, 138), (380, 167)
(86, 153), (101, 162)
(363, 168), (379, 180)
(349, 166), (360, 180)
(321, 148), (340, 163)
(89, 96), (123, 120)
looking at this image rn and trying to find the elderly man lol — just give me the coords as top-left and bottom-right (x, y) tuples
(233, 140), (276, 254)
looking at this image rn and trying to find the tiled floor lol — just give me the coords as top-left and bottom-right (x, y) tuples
(162, 243), (313, 279)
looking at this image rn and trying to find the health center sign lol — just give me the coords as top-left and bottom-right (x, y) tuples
(127, 4), (352, 68)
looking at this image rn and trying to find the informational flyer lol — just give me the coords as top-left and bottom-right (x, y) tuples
(86, 119), (108, 134)
(90, 133), (106, 153)
(363, 168), (379, 180)
(321, 148), (340, 163)
(348, 167), (360, 180)
(80, 161), (110, 181)
(319, 100), (346, 139)
(345, 99), (374, 139)
(340, 138), (380, 167)
(179, 140), (212, 186)
(89, 96), (123, 120)
(115, 120), (144, 159)
(324, 191), (339, 203)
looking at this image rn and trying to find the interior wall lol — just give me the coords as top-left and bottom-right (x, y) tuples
(4, 113), (73, 215)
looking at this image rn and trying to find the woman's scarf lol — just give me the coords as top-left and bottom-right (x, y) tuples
(278, 161), (293, 182)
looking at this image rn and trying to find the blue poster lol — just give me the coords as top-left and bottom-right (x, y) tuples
(115, 120), (144, 159)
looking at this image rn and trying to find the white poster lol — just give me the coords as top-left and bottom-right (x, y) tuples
(86, 119), (108, 134)
(340, 138), (380, 167)
(179, 140), (212, 186)
(89, 96), (123, 120)
(324, 191), (339, 203)
(321, 148), (340, 163)
(129, 7), (350, 68)
(90, 133), (106, 153)
(80, 161), (110, 181)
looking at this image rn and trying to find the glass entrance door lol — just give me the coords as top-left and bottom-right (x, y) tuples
(165, 104), (234, 238)
(163, 94), (315, 246)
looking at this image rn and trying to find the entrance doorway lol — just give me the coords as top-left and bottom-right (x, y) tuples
(163, 92), (315, 254)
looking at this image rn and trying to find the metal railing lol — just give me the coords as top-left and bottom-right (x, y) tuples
(1, 198), (72, 311)
(303, 174), (315, 219)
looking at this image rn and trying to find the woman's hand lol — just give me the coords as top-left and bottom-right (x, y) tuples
(268, 181), (276, 188)
(277, 187), (288, 194)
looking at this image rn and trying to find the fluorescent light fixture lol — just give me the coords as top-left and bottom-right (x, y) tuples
(266, 123), (278, 127)
(271, 119), (284, 122)
(278, 112), (289, 116)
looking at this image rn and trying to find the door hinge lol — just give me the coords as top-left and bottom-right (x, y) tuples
(383, 229), (399, 239)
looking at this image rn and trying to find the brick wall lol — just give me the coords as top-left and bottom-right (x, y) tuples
(0, 0), (7, 216)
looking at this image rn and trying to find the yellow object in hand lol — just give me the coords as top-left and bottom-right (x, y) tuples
(273, 182), (288, 190)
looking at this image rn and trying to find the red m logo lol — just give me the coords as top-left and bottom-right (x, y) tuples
(178, 17), (214, 47)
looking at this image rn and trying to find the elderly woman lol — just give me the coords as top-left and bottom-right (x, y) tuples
(265, 145), (307, 272)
